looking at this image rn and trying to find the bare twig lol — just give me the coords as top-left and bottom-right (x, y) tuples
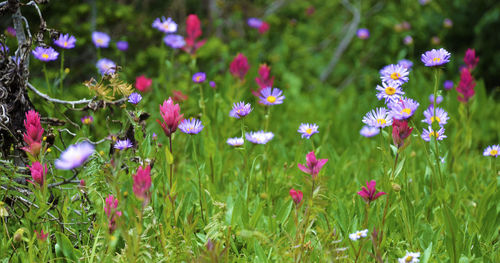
(0, 185), (76, 236)
(27, 83), (93, 107)
(320, 0), (360, 82)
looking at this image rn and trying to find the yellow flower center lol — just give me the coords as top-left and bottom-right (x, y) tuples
(390, 72), (401, 80)
(433, 57), (441, 62)
(42, 54), (49, 59)
(196, 76), (201, 81)
(97, 39), (103, 44)
(429, 131), (438, 137)
(64, 41), (68, 47)
(431, 116), (441, 123)
(490, 149), (498, 156)
(306, 128), (313, 134)
(405, 256), (413, 262)
(357, 232), (362, 237)
(163, 24), (169, 30)
(400, 108), (411, 115)
(385, 86), (396, 95)
(267, 95), (276, 103)
(377, 118), (386, 125)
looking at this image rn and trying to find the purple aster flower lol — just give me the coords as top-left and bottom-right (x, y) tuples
(0, 43), (8, 53)
(428, 94), (443, 105)
(163, 34), (185, 49)
(152, 17), (177, 33)
(483, 145), (499, 157)
(398, 59), (413, 70)
(54, 33), (76, 49)
(96, 58), (116, 75)
(229, 102), (252, 119)
(116, 41), (128, 51)
(245, 130), (274, 144)
(152, 133), (157, 141)
(403, 35), (413, 45)
(376, 82), (405, 103)
(114, 139), (133, 150)
(297, 123), (319, 139)
(227, 137), (244, 147)
(349, 229), (369, 241)
(431, 36), (441, 45)
(388, 97), (419, 120)
(179, 118), (204, 134)
(422, 106), (449, 126)
(209, 81), (216, 88)
(443, 18), (453, 28)
(380, 64), (409, 86)
(399, 252), (421, 263)
(258, 87), (285, 105)
(32, 46), (59, 62)
(362, 108), (393, 128)
(421, 126), (446, 141)
(92, 31), (110, 48)
(247, 18), (263, 28)
(192, 72), (206, 83)
(356, 28), (370, 39)
(360, 126), (380, 137)
(421, 48), (451, 67)
(81, 116), (94, 125)
(55, 142), (95, 170)
(128, 92), (142, 105)
(443, 80), (454, 90)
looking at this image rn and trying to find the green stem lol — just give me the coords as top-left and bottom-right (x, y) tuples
(59, 51), (65, 92)
(43, 64), (50, 94)
(432, 69), (444, 186)
(198, 84), (206, 119)
(192, 136), (205, 224)
(390, 152), (399, 181)
(264, 107), (271, 131)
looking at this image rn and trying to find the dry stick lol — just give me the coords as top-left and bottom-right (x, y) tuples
(1, 186), (76, 236)
(319, 0), (360, 82)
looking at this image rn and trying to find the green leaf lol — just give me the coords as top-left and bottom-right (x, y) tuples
(165, 146), (173, 165)
(422, 242), (432, 263)
(55, 232), (78, 262)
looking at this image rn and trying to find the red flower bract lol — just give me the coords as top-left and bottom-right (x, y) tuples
(289, 188), (303, 205)
(183, 14), (206, 55)
(258, 22), (270, 34)
(35, 230), (48, 241)
(157, 97), (184, 137)
(298, 151), (328, 179)
(230, 53), (250, 81)
(464, 48), (479, 71)
(357, 180), (386, 204)
(21, 110), (44, 157)
(133, 165), (152, 202)
(392, 119), (413, 148)
(135, 75), (152, 92)
(27, 161), (47, 187)
(456, 67), (476, 103)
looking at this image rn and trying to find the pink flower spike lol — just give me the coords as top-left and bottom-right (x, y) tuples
(297, 151), (328, 179)
(104, 194), (121, 233)
(255, 64), (274, 90)
(463, 48), (479, 71)
(157, 97), (183, 137)
(135, 75), (152, 92)
(27, 161), (47, 187)
(133, 165), (152, 202)
(357, 180), (386, 204)
(289, 188), (303, 205)
(229, 53), (250, 81)
(22, 110), (44, 157)
(35, 230), (48, 241)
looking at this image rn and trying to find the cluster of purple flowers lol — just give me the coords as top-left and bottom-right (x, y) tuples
(152, 16), (186, 49)
(362, 48), (453, 140)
